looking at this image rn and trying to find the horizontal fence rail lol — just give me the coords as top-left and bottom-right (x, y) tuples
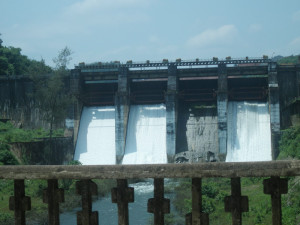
(1, 160), (300, 180)
(1, 160), (300, 225)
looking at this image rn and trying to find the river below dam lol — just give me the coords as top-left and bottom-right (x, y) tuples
(60, 180), (180, 225)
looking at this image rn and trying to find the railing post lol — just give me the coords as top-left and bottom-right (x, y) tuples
(76, 179), (98, 225)
(186, 178), (209, 225)
(9, 179), (31, 225)
(225, 178), (248, 225)
(263, 176), (288, 225)
(148, 178), (170, 225)
(111, 179), (134, 225)
(43, 179), (64, 225)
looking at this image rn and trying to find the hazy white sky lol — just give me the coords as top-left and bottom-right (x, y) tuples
(1, 0), (300, 68)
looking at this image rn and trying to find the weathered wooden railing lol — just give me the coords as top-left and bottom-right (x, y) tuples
(1, 160), (300, 225)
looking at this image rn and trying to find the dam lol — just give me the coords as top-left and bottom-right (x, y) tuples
(70, 58), (299, 164)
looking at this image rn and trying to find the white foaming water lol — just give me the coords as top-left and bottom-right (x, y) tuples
(226, 101), (272, 162)
(122, 104), (167, 164)
(74, 106), (115, 165)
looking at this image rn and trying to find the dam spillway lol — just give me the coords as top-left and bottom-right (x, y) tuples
(74, 106), (116, 165)
(74, 104), (167, 165)
(122, 104), (167, 164)
(70, 58), (291, 164)
(226, 101), (272, 162)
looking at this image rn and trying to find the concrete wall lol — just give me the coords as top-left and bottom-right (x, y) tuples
(277, 68), (300, 128)
(0, 77), (46, 128)
(176, 104), (218, 163)
(0, 76), (72, 129)
(10, 137), (74, 165)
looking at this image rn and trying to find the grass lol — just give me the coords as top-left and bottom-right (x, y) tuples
(170, 177), (282, 225)
(0, 121), (64, 144)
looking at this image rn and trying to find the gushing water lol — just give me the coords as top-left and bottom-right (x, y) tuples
(74, 106), (116, 165)
(60, 180), (179, 225)
(122, 104), (167, 164)
(226, 101), (272, 162)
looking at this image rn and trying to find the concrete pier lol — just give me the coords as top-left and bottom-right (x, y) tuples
(70, 69), (82, 147)
(166, 64), (178, 162)
(297, 64), (300, 97)
(217, 64), (228, 160)
(115, 67), (130, 164)
(268, 62), (280, 159)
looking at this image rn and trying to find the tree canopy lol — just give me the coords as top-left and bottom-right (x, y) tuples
(0, 34), (52, 76)
(277, 54), (300, 65)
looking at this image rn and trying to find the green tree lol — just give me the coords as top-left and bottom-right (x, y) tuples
(278, 55), (300, 65)
(0, 143), (18, 165)
(27, 58), (52, 77)
(278, 125), (300, 159)
(0, 33), (3, 47)
(34, 47), (73, 141)
(0, 35), (52, 76)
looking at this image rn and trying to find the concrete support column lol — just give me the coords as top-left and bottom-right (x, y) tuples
(217, 64), (228, 160)
(70, 69), (82, 147)
(297, 63), (300, 97)
(115, 67), (130, 164)
(268, 62), (280, 159)
(166, 64), (178, 163)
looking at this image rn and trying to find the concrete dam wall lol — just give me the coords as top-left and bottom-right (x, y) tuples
(71, 59), (300, 164)
(1, 59), (299, 164)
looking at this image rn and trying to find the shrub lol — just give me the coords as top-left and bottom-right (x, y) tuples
(278, 126), (300, 159)
(0, 149), (19, 165)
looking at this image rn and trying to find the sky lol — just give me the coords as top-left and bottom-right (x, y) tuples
(0, 0), (300, 68)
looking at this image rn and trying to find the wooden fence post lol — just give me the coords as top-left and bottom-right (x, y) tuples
(186, 178), (209, 225)
(263, 176), (288, 225)
(148, 178), (170, 225)
(111, 179), (134, 225)
(43, 179), (64, 225)
(76, 179), (98, 225)
(9, 179), (31, 225)
(225, 178), (248, 225)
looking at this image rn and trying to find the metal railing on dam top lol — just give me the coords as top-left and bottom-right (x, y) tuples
(1, 160), (300, 225)
(75, 57), (271, 70)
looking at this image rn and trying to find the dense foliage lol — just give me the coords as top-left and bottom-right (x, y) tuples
(278, 125), (300, 159)
(277, 54), (300, 65)
(0, 35), (52, 76)
(278, 126), (300, 224)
